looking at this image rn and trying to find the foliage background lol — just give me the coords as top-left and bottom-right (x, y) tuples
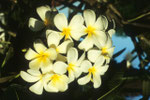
(0, 0), (150, 100)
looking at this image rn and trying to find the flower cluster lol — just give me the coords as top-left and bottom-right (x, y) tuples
(20, 5), (115, 95)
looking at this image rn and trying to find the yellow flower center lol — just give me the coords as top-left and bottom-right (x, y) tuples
(50, 74), (61, 85)
(85, 26), (96, 38)
(101, 47), (109, 57)
(88, 66), (96, 75)
(37, 51), (49, 63)
(67, 63), (75, 72)
(56, 48), (59, 53)
(61, 28), (71, 40)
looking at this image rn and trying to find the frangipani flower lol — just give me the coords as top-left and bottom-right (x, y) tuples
(53, 47), (85, 83)
(20, 69), (52, 95)
(47, 30), (73, 54)
(54, 13), (84, 40)
(78, 57), (109, 88)
(25, 41), (57, 72)
(78, 9), (108, 51)
(88, 36), (115, 63)
(28, 5), (53, 31)
(47, 73), (69, 92)
(47, 30), (73, 61)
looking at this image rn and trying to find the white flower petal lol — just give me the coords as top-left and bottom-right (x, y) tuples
(88, 49), (101, 63)
(46, 29), (59, 38)
(69, 14), (84, 28)
(106, 36), (113, 48)
(29, 80), (43, 95)
(20, 71), (40, 82)
(36, 5), (51, 21)
(94, 55), (105, 66)
(108, 29), (115, 37)
(78, 37), (93, 51)
(93, 74), (101, 88)
(94, 16), (105, 30)
(28, 18), (44, 31)
(29, 58), (41, 70)
(41, 63), (53, 74)
(67, 47), (78, 63)
(76, 52), (85, 66)
(78, 74), (91, 85)
(107, 46), (115, 57)
(34, 41), (47, 53)
(27, 69), (41, 76)
(53, 61), (68, 74)
(47, 30), (60, 47)
(54, 13), (68, 31)
(44, 84), (59, 93)
(94, 31), (107, 48)
(80, 60), (92, 73)
(98, 65), (109, 75)
(25, 48), (38, 60)
(68, 70), (75, 83)
(57, 40), (73, 54)
(71, 28), (85, 40)
(74, 67), (82, 78)
(84, 9), (96, 26)
(45, 48), (57, 60)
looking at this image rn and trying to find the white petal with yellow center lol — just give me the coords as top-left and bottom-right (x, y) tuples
(61, 27), (72, 40)
(45, 48), (57, 60)
(54, 13), (68, 31)
(80, 60), (92, 73)
(48, 74), (69, 92)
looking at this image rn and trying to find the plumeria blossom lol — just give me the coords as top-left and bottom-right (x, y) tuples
(25, 41), (57, 72)
(54, 13), (84, 40)
(47, 30), (73, 61)
(29, 5), (53, 31)
(78, 57), (109, 88)
(88, 36), (115, 64)
(20, 69), (52, 95)
(53, 47), (85, 83)
(78, 9), (108, 51)
(46, 73), (69, 92)
(21, 8), (115, 95)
